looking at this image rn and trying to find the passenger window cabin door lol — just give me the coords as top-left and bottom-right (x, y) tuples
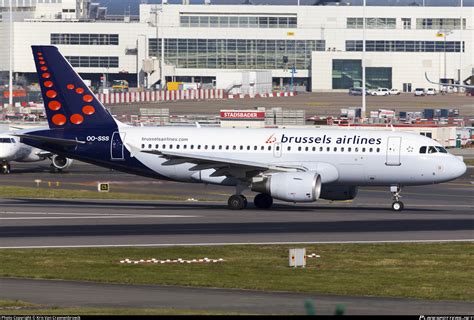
(386, 137), (402, 166)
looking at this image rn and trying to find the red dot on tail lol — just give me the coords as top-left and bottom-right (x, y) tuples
(39, 61), (46, 65)
(67, 84), (75, 90)
(48, 101), (62, 111)
(46, 90), (57, 98)
(42, 73), (51, 79)
(82, 105), (95, 115)
(83, 95), (93, 103)
(41, 66), (48, 71)
(70, 114), (84, 125)
(44, 81), (53, 88)
(75, 88), (84, 94)
(52, 114), (66, 126)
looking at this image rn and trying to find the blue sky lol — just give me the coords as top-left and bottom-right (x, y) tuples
(100, 0), (472, 15)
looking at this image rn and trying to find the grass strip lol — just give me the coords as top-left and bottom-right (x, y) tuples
(0, 186), (207, 201)
(0, 243), (472, 301)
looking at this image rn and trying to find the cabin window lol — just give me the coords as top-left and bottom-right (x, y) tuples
(287, 146), (291, 151)
(240, 145), (244, 150)
(333, 147), (337, 152)
(268, 146), (271, 151)
(376, 147), (380, 152)
(141, 144), (145, 149)
(211, 145), (215, 150)
(319, 147), (323, 152)
(176, 145), (180, 149)
(341, 147), (345, 152)
(348, 147), (352, 152)
(298, 146), (302, 151)
(312, 147), (316, 152)
(305, 146), (309, 152)
(219, 145), (222, 150)
(326, 147), (330, 152)
(169, 144), (173, 149)
(148, 144), (152, 149)
(362, 147), (366, 152)
(190, 145), (194, 149)
(254, 146), (258, 150)
(226, 145), (229, 150)
(355, 147), (359, 152)
(261, 146), (265, 150)
(162, 144), (166, 149)
(183, 145), (187, 149)
(276, 146), (280, 151)
(233, 145), (237, 150)
(247, 146), (251, 150)
(369, 148), (373, 152)
(197, 145), (201, 150)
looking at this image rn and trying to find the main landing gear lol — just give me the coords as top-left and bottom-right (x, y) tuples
(1, 161), (11, 174)
(390, 185), (404, 212)
(227, 193), (274, 210)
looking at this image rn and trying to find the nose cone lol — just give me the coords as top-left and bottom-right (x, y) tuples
(449, 157), (467, 180)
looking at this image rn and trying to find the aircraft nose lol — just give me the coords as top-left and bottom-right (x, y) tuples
(450, 157), (467, 180)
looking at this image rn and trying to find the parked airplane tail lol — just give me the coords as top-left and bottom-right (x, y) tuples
(32, 45), (118, 130)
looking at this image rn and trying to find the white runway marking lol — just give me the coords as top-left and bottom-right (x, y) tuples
(0, 239), (472, 249)
(0, 215), (198, 220)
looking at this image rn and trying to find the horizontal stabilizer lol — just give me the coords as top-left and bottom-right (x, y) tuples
(14, 134), (85, 146)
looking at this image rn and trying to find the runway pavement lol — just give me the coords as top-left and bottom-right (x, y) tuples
(0, 162), (472, 248)
(1, 278), (473, 315)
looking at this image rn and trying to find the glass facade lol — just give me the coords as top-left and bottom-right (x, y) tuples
(416, 18), (466, 30)
(180, 15), (297, 28)
(51, 33), (119, 45)
(346, 40), (464, 52)
(65, 56), (119, 68)
(347, 17), (396, 29)
(332, 59), (392, 89)
(149, 38), (324, 70)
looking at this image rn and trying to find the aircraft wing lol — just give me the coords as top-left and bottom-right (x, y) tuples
(141, 149), (308, 177)
(14, 134), (86, 146)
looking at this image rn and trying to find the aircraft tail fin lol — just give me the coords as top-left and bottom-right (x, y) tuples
(31, 45), (118, 130)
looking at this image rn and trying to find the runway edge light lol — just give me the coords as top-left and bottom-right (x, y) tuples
(98, 182), (110, 192)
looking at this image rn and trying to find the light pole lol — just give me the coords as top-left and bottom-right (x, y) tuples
(153, 1), (166, 90)
(361, 0), (366, 121)
(9, 0), (13, 107)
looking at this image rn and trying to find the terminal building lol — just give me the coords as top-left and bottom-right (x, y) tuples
(0, 0), (473, 92)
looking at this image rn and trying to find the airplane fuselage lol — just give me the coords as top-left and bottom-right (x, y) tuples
(23, 126), (466, 187)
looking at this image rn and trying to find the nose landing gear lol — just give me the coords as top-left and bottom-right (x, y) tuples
(390, 185), (404, 211)
(1, 161), (11, 174)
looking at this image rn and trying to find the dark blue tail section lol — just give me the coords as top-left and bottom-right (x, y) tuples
(32, 45), (117, 130)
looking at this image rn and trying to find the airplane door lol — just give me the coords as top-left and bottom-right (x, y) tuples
(386, 136), (401, 166)
(273, 142), (282, 158)
(111, 131), (126, 161)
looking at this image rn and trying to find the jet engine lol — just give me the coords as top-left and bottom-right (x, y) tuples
(251, 172), (321, 202)
(51, 155), (73, 170)
(319, 186), (358, 201)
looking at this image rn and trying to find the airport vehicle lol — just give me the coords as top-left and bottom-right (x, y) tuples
(426, 88), (436, 95)
(17, 46), (467, 211)
(389, 88), (400, 95)
(371, 88), (390, 96)
(112, 80), (128, 92)
(348, 87), (365, 96)
(414, 88), (425, 96)
(0, 131), (73, 174)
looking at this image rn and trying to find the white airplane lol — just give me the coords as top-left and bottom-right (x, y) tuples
(17, 46), (467, 211)
(425, 72), (474, 90)
(0, 131), (73, 174)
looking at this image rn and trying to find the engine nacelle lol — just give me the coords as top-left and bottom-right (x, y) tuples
(51, 155), (73, 170)
(251, 172), (321, 202)
(319, 186), (358, 201)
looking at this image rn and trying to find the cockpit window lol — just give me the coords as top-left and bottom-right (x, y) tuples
(435, 146), (448, 153)
(0, 138), (13, 143)
(428, 146), (437, 154)
(419, 146), (427, 154)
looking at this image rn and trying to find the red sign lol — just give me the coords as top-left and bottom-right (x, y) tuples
(220, 111), (265, 119)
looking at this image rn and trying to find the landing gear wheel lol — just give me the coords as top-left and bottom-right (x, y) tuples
(253, 193), (273, 209)
(228, 195), (247, 210)
(392, 201), (404, 212)
(1, 162), (11, 174)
